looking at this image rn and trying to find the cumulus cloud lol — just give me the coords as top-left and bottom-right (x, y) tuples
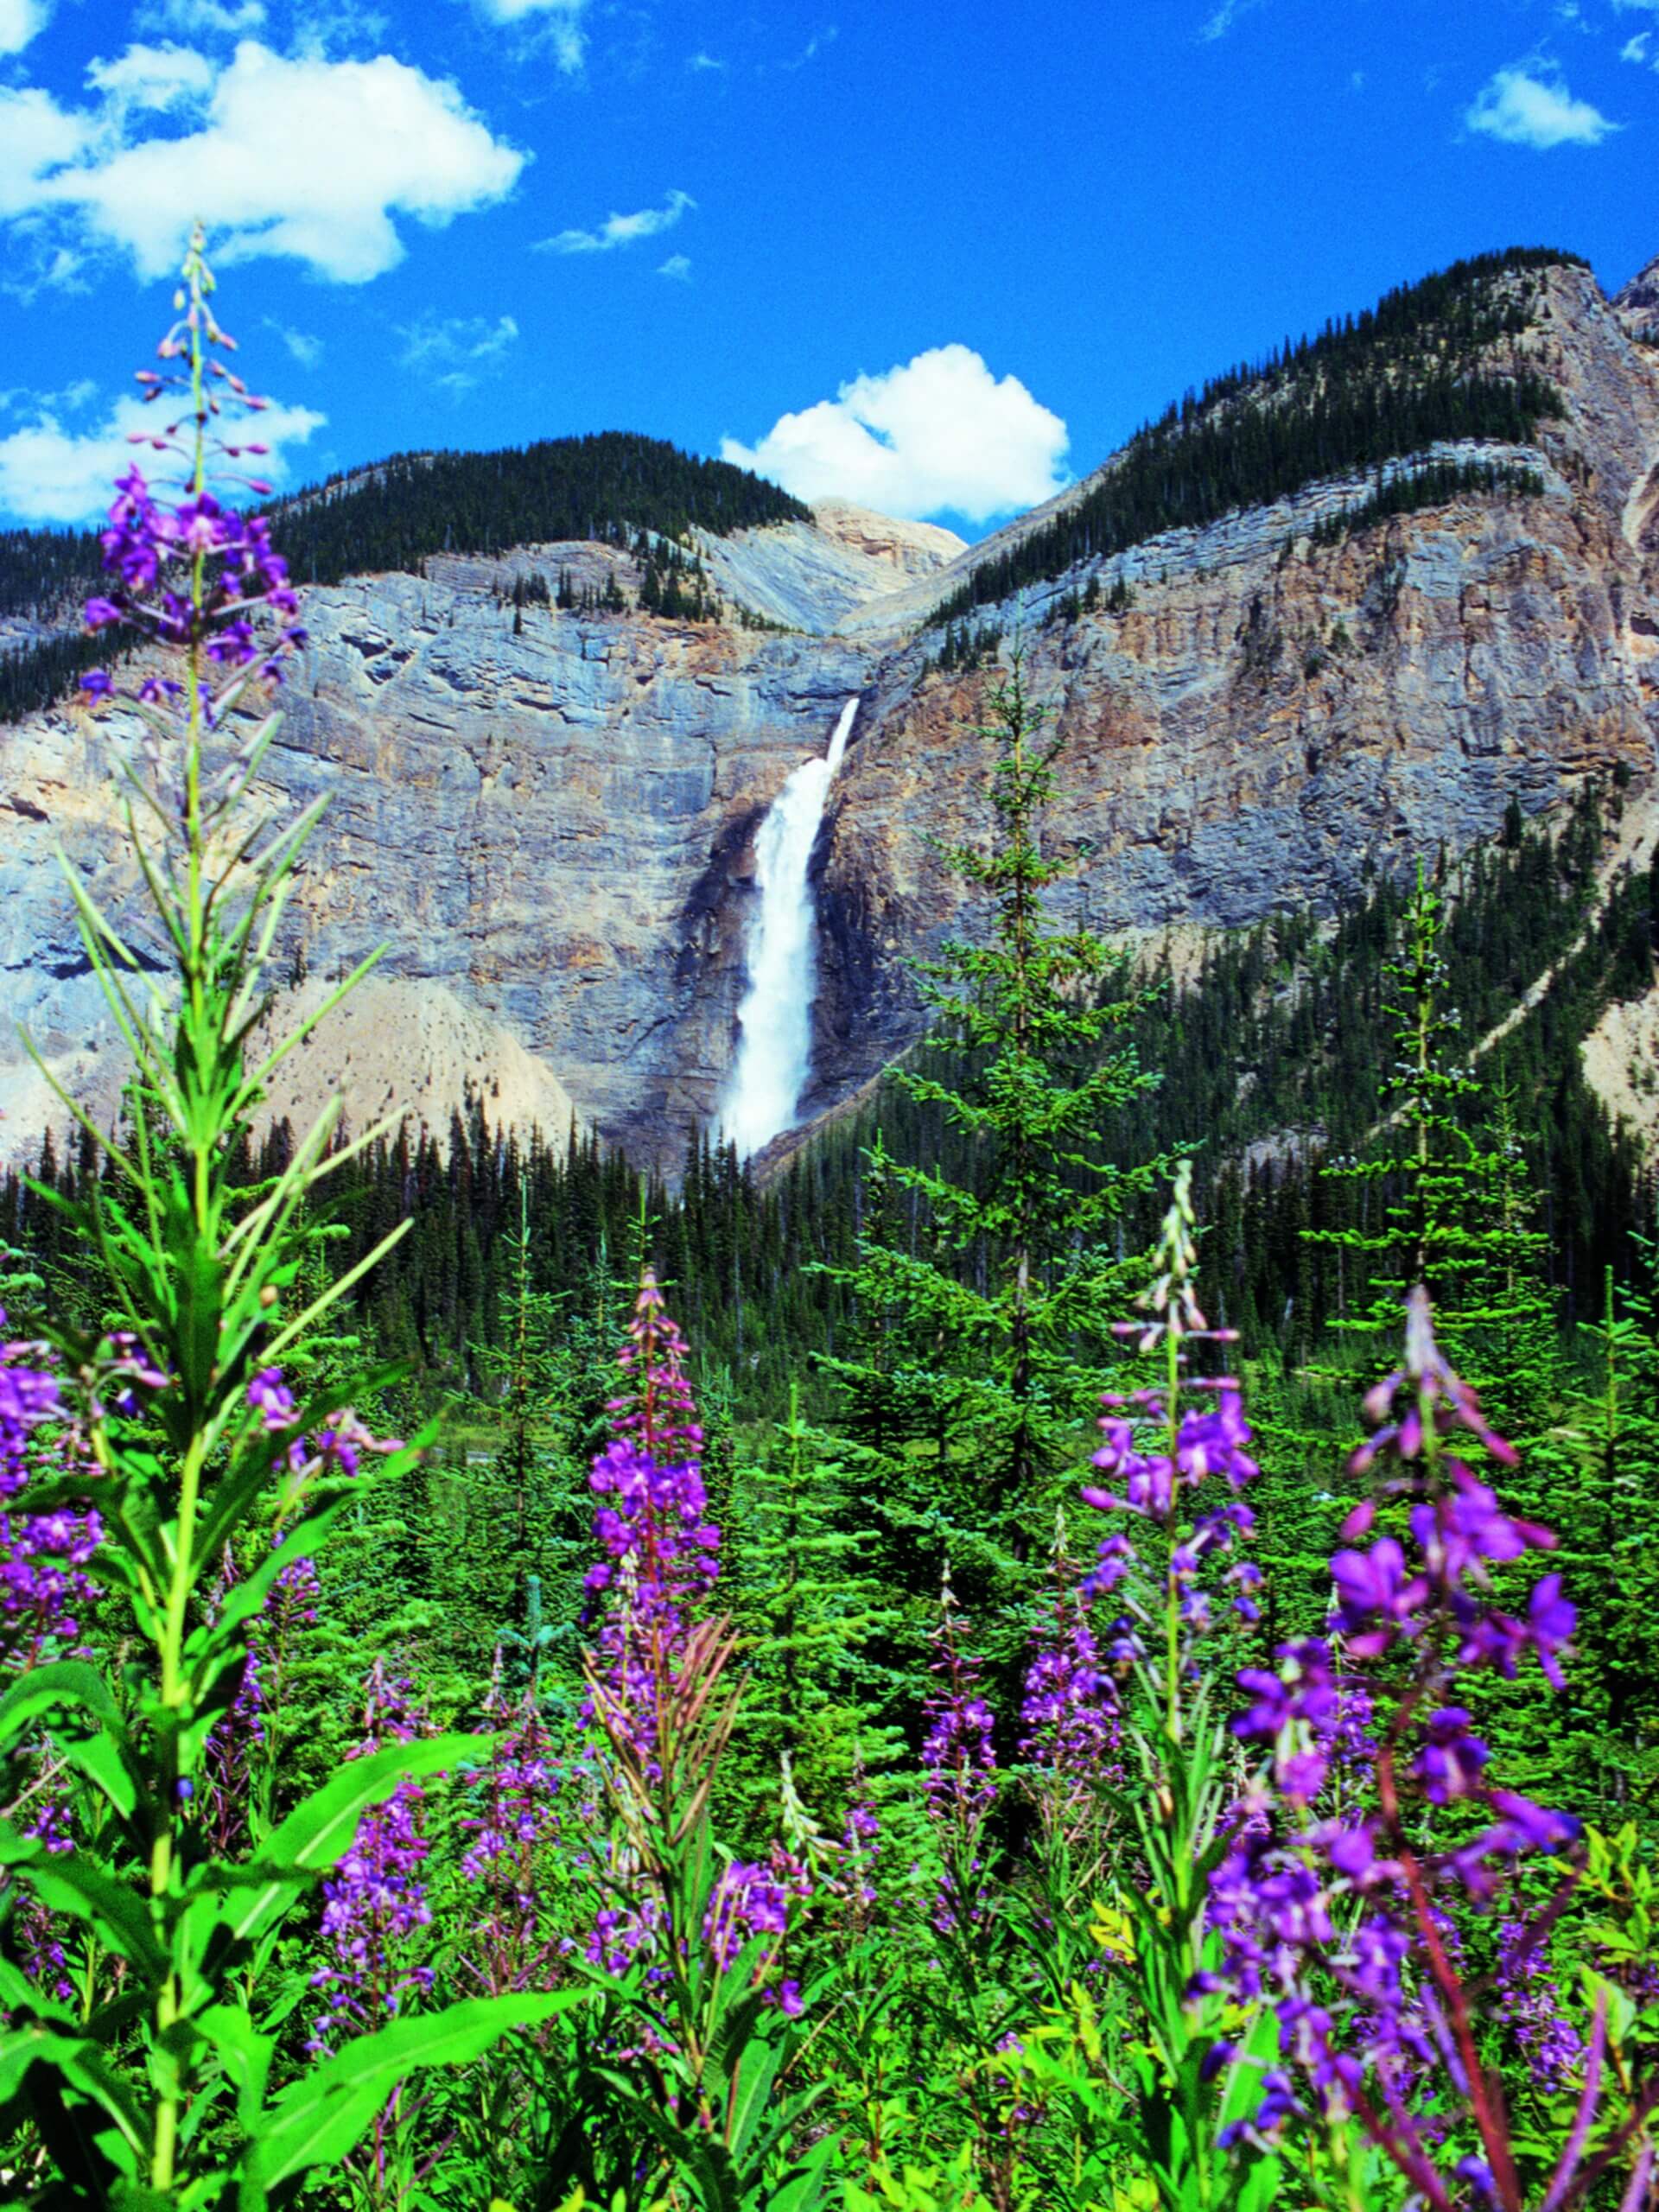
(657, 252), (691, 281)
(1465, 64), (1619, 148)
(0, 0), (51, 54)
(133, 0), (265, 32)
(470, 0), (588, 70)
(85, 42), (216, 117)
(721, 345), (1069, 524)
(0, 390), (324, 524)
(397, 310), (518, 394)
(687, 50), (726, 71)
(0, 88), (91, 217)
(536, 188), (693, 255)
(0, 42), (526, 284)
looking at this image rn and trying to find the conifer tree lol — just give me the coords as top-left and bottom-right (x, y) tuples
(722, 1386), (900, 1822)
(823, 652), (1168, 1566)
(1306, 862), (1560, 1430)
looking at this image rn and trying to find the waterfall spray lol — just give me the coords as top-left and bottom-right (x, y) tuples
(721, 696), (859, 1158)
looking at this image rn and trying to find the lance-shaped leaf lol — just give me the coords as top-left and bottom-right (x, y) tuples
(0, 2023), (149, 2162)
(250, 1992), (588, 2193)
(0, 1659), (121, 1749)
(0, 1836), (165, 1977)
(213, 1733), (480, 1949)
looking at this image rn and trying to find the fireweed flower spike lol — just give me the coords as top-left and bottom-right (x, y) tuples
(922, 1562), (997, 1936)
(578, 1274), (824, 2194)
(458, 1654), (565, 1999)
(79, 223), (305, 763)
(1207, 1288), (1651, 2212)
(308, 1662), (435, 2055)
(1019, 1510), (1122, 1864)
(585, 1268), (721, 1766)
(0, 1317), (101, 1669)
(1056, 1167), (1277, 2212)
(1080, 1162), (1259, 1736)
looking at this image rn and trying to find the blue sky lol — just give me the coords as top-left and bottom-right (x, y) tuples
(1, 0), (1656, 538)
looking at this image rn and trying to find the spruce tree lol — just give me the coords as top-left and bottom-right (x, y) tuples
(721, 1386), (901, 1827)
(1305, 861), (1560, 1430)
(823, 652), (1168, 1569)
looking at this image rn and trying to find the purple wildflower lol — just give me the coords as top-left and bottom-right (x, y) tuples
(1211, 1290), (1586, 2210)
(457, 1654), (564, 1999)
(79, 319), (307, 717)
(307, 1662), (435, 2054)
(923, 1568), (997, 1935)
(0, 1319), (101, 1669)
(583, 1271), (721, 1765)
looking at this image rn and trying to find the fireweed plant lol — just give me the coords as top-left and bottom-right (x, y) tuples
(990, 1162), (1283, 2212)
(567, 1269), (840, 2210)
(1207, 1288), (1659, 2212)
(0, 234), (582, 2209)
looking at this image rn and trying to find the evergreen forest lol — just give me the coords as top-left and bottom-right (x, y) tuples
(0, 429), (803, 721)
(929, 247), (1579, 626)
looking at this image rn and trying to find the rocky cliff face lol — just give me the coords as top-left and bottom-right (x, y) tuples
(3, 257), (1657, 1173)
(813, 259), (1659, 1113)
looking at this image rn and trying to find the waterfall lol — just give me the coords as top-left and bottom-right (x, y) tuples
(721, 696), (859, 1158)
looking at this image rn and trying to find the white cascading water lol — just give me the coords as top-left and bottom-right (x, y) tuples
(721, 696), (860, 1157)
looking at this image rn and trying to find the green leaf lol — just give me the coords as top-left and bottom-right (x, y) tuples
(219, 1734), (486, 1948)
(0, 2023), (149, 2160)
(767, 2130), (842, 2212)
(57, 1724), (147, 1826)
(188, 1507), (341, 1666)
(0, 1840), (164, 1977)
(252, 1992), (588, 2191)
(196, 2002), (275, 2139)
(0, 1658), (121, 1748)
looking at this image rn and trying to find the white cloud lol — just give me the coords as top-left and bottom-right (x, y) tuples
(1465, 63), (1620, 148)
(0, 375), (97, 416)
(721, 345), (1069, 524)
(658, 252), (691, 281)
(0, 0), (51, 54)
(470, 0), (588, 71)
(0, 88), (90, 217)
(397, 310), (518, 393)
(687, 50), (726, 71)
(290, 3), (389, 54)
(0, 390), (325, 524)
(779, 25), (836, 69)
(1619, 29), (1651, 60)
(4, 42), (526, 285)
(1198, 0), (1265, 40)
(134, 0), (267, 33)
(536, 188), (693, 255)
(85, 42), (216, 116)
(265, 316), (323, 368)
